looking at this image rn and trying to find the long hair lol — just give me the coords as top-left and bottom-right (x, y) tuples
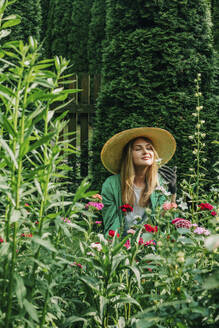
(120, 137), (159, 207)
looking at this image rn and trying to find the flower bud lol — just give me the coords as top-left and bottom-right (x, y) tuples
(177, 256), (185, 263)
(188, 136), (194, 140)
(192, 113), (197, 117)
(201, 133), (206, 138)
(200, 120), (205, 124)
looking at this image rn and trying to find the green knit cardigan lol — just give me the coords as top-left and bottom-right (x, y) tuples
(101, 174), (168, 236)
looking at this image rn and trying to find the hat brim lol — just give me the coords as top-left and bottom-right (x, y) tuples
(101, 127), (176, 174)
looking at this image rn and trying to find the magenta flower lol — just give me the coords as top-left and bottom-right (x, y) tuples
(86, 202), (104, 210)
(95, 221), (102, 224)
(211, 211), (217, 216)
(124, 239), (131, 249)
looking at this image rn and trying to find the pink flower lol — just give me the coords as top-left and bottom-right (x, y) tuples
(91, 242), (102, 251)
(194, 227), (210, 236)
(95, 221), (102, 224)
(163, 202), (178, 210)
(198, 203), (214, 211)
(72, 262), (83, 269)
(127, 229), (135, 235)
(145, 240), (156, 246)
(25, 203), (30, 207)
(92, 194), (102, 201)
(124, 239), (131, 249)
(211, 211), (217, 216)
(86, 202), (104, 210)
(172, 218), (192, 229)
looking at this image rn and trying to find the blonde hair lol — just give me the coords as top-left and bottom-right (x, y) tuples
(120, 137), (159, 207)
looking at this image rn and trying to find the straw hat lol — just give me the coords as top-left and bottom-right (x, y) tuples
(101, 127), (176, 174)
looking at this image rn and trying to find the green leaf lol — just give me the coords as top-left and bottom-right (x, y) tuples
(15, 274), (26, 308)
(64, 316), (87, 326)
(0, 138), (18, 169)
(113, 295), (142, 310)
(10, 208), (21, 223)
(28, 132), (55, 153)
(112, 235), (129, 256)
(0, 113), (17, 137)
(0, 84), (15, 100)
(2, 18), (21, 28)
(23, 299), (39, 323)
(32, 236), (57, 253)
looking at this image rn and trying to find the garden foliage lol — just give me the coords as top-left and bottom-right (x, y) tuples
(0, 1), (218, 328)
(5, 0), (42, 42)
(91, 0), (218, 192)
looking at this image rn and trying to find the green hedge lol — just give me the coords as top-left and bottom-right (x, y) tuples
(91, 0), (218, 192)
(6, 0), (42, 42)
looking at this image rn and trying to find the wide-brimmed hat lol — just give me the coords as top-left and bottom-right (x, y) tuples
(101, 127), (176, 174)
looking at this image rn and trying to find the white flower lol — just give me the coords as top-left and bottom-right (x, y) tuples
(90, 243), (102, 252)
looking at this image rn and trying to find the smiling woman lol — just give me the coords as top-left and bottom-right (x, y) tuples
(100, 127), (176, 236)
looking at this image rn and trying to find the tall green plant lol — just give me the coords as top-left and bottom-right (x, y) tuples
(0, 2), (83, 326)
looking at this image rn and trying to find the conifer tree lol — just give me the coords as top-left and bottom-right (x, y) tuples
(91, 0), (218, 191)
(7, 0), (42, 42)
(88, 0), (106, 74)
(44, 0), (74, 59)
(69, 0), (94, 73)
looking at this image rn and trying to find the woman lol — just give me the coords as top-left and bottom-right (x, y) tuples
(100, 127), (176, 236)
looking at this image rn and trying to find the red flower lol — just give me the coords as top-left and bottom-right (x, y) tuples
(109, 230), (120, 238)
(138, 237), (145, 245)
(21, 233), (33, 238)
(211, 211), (217, 216)
(119, 204), (133, 213)
(124, 239), (131, 249)
(144, 224), (158, 233)
(0, 237), (4, 243)
(198, 203), (214, 211)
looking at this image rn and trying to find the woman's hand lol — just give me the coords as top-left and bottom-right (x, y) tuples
(158, 165), (177, 195)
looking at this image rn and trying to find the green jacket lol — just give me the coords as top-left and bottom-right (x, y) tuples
(101, 174), (167, 236)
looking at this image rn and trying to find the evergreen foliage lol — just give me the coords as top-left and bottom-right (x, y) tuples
(91, 0), (218, 192)
(43, 0), (74, 59)
(69, 0), (94, 73)
(40, 0), (50, 45)
(6, 0), (42, 42)
(212, 0), (219, 52)
(88, 0), (106, 74)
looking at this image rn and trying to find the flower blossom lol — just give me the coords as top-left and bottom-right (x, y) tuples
(21, 233), (33, 238)
(172, 218), (192, 229)
(198, 203), (214, 211)
(124, 239), (131, 250)
(144, 224), (158, 233)
(119, 204), (133, 213)
(61, 217), (71, 224)
(91, 242), (102, 252)
(163, 202), (178, 210)
(92, 194), (102, 201)
(109, 230), (120, 238)
(0, 237), (4, 243)
(71, 262), (83, 269)
(86, 202), (104, 210)
(211, 211), (217, 216)
(194, 227), (210, 236)
(95, 221), (102, 225)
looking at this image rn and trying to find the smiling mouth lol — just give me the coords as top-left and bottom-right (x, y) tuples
(142, 157), (151, 160)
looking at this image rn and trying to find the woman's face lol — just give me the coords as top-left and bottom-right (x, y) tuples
(132, 138), (154, 168)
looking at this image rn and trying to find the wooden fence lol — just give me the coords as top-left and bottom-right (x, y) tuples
(65, 73), (101, 177)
